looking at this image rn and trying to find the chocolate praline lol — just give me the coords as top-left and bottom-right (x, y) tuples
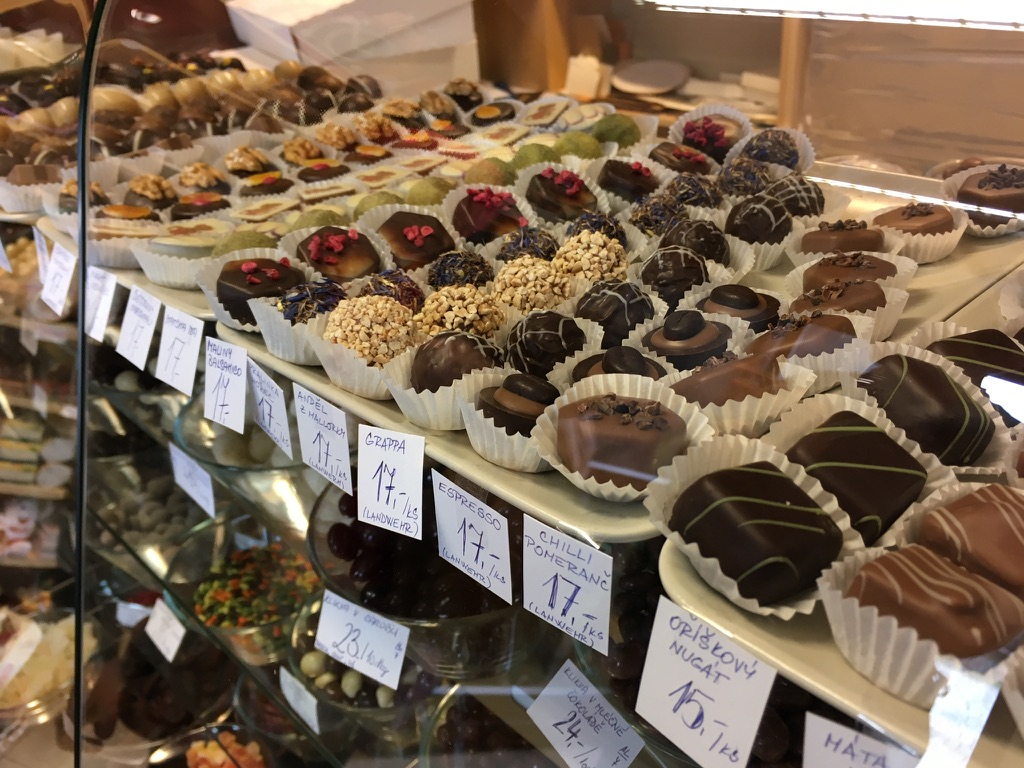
(477, 373), (559, 437)
(296, 159), (350, 183)
(725, 194), (793, 244)
(629, 193), (687, 236)
(169, 192), (231, 221)
(504, 311), (587, 377)
(680, 114), (742, 164)
(696, 285), (780, 333)
(597, 160), (660, 203)
(718, 157), (773, 197)
(642, 309), (731, 370)
(649, 142), (712, 174)
(566, 211), (626, 244)
(296, 226), (380, 281)
(376, 211), (456, 270)
(741, 129), (801, 169)
(570, 346), (666, 383)
(788, 278), (886, 315)
(664, 172), (721, 209)
(639, 246), (710, 311)
(873, 202), (955, 235)
(427, 250), (493, 289)
(410, 332), (504, 393)
(357, 269), (425, 313)
(469, 102), (516, 126)
(670, 353), (783, 407)
(956, 164), (1024, 228)
(450, 188), (527, 245)
(524, 168), (598, 224)
(240, 172), (294, 197)
(575, 280), (656, 349)
(496, 226), (559, 262)
(802, 252), (897, 291)
(801, 220), (885, 254)
(661, 219), (729, 265)
(215, 258), (306, 326)
(745, 313), (855, 359)
(764, 175), (825, 217)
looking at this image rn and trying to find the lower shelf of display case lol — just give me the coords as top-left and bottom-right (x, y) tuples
(658, 541), (1024, 765)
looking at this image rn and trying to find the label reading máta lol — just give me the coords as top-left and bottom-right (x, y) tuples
(522, 516), (612, 655)
(636, 596), (776, 768)
(248, 360), (292, 458)
(204, 337), (247, 434)
(116, 285), (161, 371)
(357, 424), (424, 540)
(803, 712), (919, 768)
(293, 384), (352, 494)
(314, 590), (409, 690)
(431, 470), (513, 603)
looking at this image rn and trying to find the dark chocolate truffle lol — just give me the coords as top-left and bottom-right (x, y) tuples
(665, 172), (721, 209)
(680, 114), (742, 164)
(575, 280), (656, 349)
(639, 246), (710, 311)
(296, 226), (380, 281)
(955, 164), (1024, 228)
(450, 188), (528, 245)
(597, 160), (660, 203)
(801, 220), (885, 254)
(802, 252), (898, 291)
(570, 347), (666, 383)
(873, 202), (955, 235)
(725, 195), (793, 245)
(215, 258), (306, 326)
(649, 142), (712, 174)
(477, 373), (559, 437)
(642, 310), (731, 370)
(496, 226), (559, 262)
(566, 211), (626, 244)
(788, 278), (886, 315)
(410, 332), (503, 393)
(670, 353), (783, 407)
(741, 129), (800, 169)
(745, 313), (856, 359)
(376, 212), (456, 271)
(427, 250), (494, 289)
(718, 157), (772, 197)
(661, 219), (729, 265)
(505, 311), (587, 377)
(764, 175), (824, 217)
(696, 285), (780, 333)
(524, 168), (598, 224)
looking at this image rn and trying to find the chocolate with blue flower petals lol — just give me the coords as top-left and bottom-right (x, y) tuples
(718, 156), (773, 197)
(357, 269), (426, 313)
(664, 172), (721, 208)
(428, 250), (494, 288)
(741, 129), (800, 169)
(629, 193), (687, 236)
(277, 277), (346, 325)
(566, 211), (626, 244)
(496, 226), (559, 262)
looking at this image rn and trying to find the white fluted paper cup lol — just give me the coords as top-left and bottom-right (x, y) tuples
(249, 297), (332, 366)
(940, 163), (1024, 238)
(309, 335), (393, 400)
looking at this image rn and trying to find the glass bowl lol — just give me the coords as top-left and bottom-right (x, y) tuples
(306, 484), (541, 680)
(146, 724), (280, 768)
(163, 517), (320, 666)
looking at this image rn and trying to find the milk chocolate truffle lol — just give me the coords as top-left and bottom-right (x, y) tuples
(557, 393), (689, 490)
(505, 311), (587, 377)
(788, 278), (886, 315)
(296, 226), (380, 281)
(215, 258), (306, 326)
(786, 411), (927, 544)
(696, 285), (780, 333)
(680, 114), (742, 164)
(664, 172), (721, 209)
(873, 202), (955, 235)
(802, 252), (897, 291)
(597, 160), (660, 203)
(410, 332), (503, 393)
(496, 226), (559, 262)
(955, 164), (1024, 228)
(376, 212), (456, 270)
(642, 310), (731, 370)
(764, 175), (824, 217)
(525, 168), (599, 224)
(639, 246), (710, 311)
(857, 354), (995, 467)
(917, 484), (1024, 599)
(661, 219), (730, 265)
(669, 461), (841, 604)
(725, 195), (793, 244)
(477, 373), (559, 437)
(570, 346), (667, 383)
(847, 544), (1024, 657)
(649, 142), (712, 174)
(802, 219), (885, 254)
(926, 328), (1024, 426)
(718, 157), (773, 197)
(575, 280), (656, 349)
(450, 188), (528, 245)
(745, 313), (856, 358)
(741, 129), (800, 169)
(670, 353), (783, 407)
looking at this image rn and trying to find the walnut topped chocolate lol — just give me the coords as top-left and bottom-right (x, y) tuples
(282, 137), (323, 165)
(224, 146), (274, 176)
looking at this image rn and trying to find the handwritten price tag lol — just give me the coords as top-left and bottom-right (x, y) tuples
(280, 666), (321, 735)
(636, 596), (776, 768)
(314, 590), (409, 690)
(32, 384), (47, 419)
(248, 361), (292, 458)
(33, 227), (49, 283)
(357, 424), (424, 540)
(169, 442), (216, 518)
(204, 337), (247, 433)
(156, 307), (204, 395)
(522, 516), (612, 654)
(0, 238), (10, 273)
(432, 469), (512, 603)
(528, 659), (643, 768)
(804, 712), (918, 768)
(0, 616), (42, 689)
(116, 285), (161, 371)
(115, 601), (153, 628)
(40, 243), (76, 316)
(144, 598), (187, 663)
(294, 384), (352, 493)
(85, 268), (117, 342)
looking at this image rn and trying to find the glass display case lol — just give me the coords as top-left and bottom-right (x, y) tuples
(4, 1), (1024, 767)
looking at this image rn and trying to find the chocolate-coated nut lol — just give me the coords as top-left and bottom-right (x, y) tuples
(503, 373), (559, 405)
(662, 310), (705, 341)
(709, 284), (759, 310)
(603, 346), (648, 375)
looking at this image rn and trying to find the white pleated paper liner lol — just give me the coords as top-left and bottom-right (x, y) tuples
(793, 187), (854, 231)
(85, 218), (162, 268)
(195, 249), (318, 332)
(622, 114), (661, 152)
(869, 204), (969, 264)
(625, 312), (757, 367)
(545, 341), (679, 393)
(581, 154), (675, 215)
(533, 373), (715, 503)
(276, 225), (396, 275)
(511, 159), (614, 221)
(678, 285), (790, 328)
(152, 145), (207, 175)
(786, 228), (906, 269)
(61, 158), (121, 189)
(454, 369), (553, 473)
(0, 179), (60, 213)
(632, 139), (723, 177)
(647, 434), (862, 620)
(664, 360), (816, 438)
(940, 163), (1024, 239)
(132, 246), (234, 290)
(438, 183), (542, 248)
(1004, 650), (1024, 741)
(786, 285), (910, 343)
(762, 392), (957, 549)
(114, 153), (168, 182)
(783, 251), (918, 295)
(723, 127), (816, 174)
(309, 334), (396, 401)
(999, 272), (1024, 324)
(1007, 427), (1023, 490)
(666, 104), (754, 149)
(195, 131), (257, 164)
(248, 297), (331, 366)
(720, 226), (803, 273)
(836, 341), (1013, 477)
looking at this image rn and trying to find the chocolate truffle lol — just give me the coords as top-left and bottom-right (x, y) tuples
(665, 172), (721, 209)
(917, 484), (1024, 599)
(357, 269), (425, 313)
(786, 411), (927, 544)
(524, 168), (598, 224)
(597, 160), (660, 203)
(575, 280), (656, 348)
(505, 311), (587, 377)
(802, 219), (885, 254)
(410, 331), (503, 393)
(788, 278), (886, 315)
(680, 114), (742, 164)
(847, 545), (1024, 657)
(642, 310), (731, 370)
(376, 212), (456, 270)
(428, 250), (494, 288)
(469, 102), (516, 126)
(649, 142), (712, 174)
(926, 329), (1024, 426)
(639, 246), (710, 311)
(124, 174), (177, 210)
(803, 252), (897, 291)
(566, 211), (627, 244)
(696, 285), (780, 333)
(628, 193), (687, 237)
(857, 354), (995, 466)
(718, 157), (772, 197)
(296, 158), (349, 183)
(955, 164), (1024, 228)
(296, 226), (380, 281)
(477, 373), (559, 437)
(745, 313), (856, 358)
(240, 171), (294, 197)
(764, 175), (824, 217)
(570, 346), (666, 383)
(451, 188), (528, 245)
(873, 202), (955, 235)
(741, 129), (800, 169)
(216, 258), (306, 326)
(557, 394), (688, 490)
(670, 353), (783, 407)
(661, 219), (729, 265)
(276, 277), (346, 325)
(169, 192), (231, 220)
(496, 226), (559, 262)
(669, 461), (841, 604)
(725, 195), (793, 244)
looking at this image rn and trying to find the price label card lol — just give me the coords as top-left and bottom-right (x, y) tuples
(804, 713), (919, 768)
(156, 307), (204, 395)
(33, 226), (49, 283)
(294, 384), (352, 494)
(357, 424), (424, 539)
(432, 469), (512, 603)
(280, 666), (321, 735)
(144, 598), (187, 663)
(32, 384), (47, 419)
(204, 337), (247, 433)
(249, 361), (292, 458)
(528, 659), (643, 768)
(116, 285), (161, 371)
(18, 319), (38, 356)
(636, 596), (776, 768)
(169, 442), (216, 517)
(0, 617), (42, 689)
(85, 268), (117, 342)
(314, 590), (409, 690)
(115, 601), (153, 628)
(40, 243), (77, 316)
(0, 238), (10, 273)
(522, 516), (612, 654)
